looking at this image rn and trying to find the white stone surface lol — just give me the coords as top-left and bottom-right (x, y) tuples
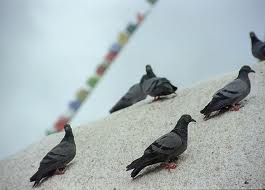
(0, 62), (265, 189)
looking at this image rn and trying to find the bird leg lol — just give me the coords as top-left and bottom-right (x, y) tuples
(229, 103), (242, 111)
(54, 168), (65, 175)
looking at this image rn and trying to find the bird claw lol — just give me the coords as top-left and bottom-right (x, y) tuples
(161, 163), (177, 171)
(153, 96), (160, 101)
(54, 168), (65, 175)
(230, 104), (242, 111)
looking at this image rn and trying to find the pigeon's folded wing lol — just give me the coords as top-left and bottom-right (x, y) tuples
(213, 79), (248, 100)
(141, 77), (170, 94)
(141, 78), (158, 95)
(126, 83), (147, 103)
(38, 141), (73, 170)
(144, 132), (182, 156)
(110, 83), (146, 113)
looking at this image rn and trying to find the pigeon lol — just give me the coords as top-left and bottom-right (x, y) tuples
(249, 31), (265, 61)
(109, 83), (147, 113)
(140, 77), (178, 101)
(30, 124), (76, 187)
(126, 114), (196, 178)
(200, 65), (255, 119)
(110, 65), (157, 113)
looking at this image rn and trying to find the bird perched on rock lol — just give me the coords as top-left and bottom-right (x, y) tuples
(110, 65), (157, 113)
(126, 114), (196, 178)
(140, 77), (178, 101)
(200, 65), (255, 120)
(109, 83), (147, 113)
(30, 124), (76, 187)
(249, 31), (265, 61)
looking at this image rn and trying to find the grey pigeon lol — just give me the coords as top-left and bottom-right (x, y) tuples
(110, 65), (157, 113)
(126, 114), (196, 178)
(250, 31), (265, 61)
(140, 65), (157, 84)
(200, 65), (255, 119)
(109, 83), (147, 113)
(140, 77), (178, 101)
(30, 124), (76, 187)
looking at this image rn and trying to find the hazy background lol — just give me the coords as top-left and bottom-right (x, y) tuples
(0, 0), (264, 159)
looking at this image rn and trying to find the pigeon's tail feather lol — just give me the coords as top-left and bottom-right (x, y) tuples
(130, 158), (161, 178)
(31, 169), (56, 187)
(30, 172), (38, 182)
(30, 171), (41, 188)
(131, 166), (145, 178)
(109, 104), (122, 113)
(32, 180), (40, 188)
(126, 155), (154, 171)
(200, 105), (208, 114)
(126, 157), (143, 171)
(127, 155), (161, 177)
(171, 84), (178, 92)
(109, 107), (117, 113)
(200, 99), (215, 115)
(109, 99), (132, 113)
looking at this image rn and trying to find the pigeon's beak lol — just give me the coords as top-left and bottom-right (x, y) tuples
(191, 119), (196, 123)
(250, 69), (255, 73)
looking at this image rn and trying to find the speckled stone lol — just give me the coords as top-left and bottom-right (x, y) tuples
(1, 62), (265, 190)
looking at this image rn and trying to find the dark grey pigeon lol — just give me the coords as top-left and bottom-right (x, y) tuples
(126, 114), (196, 178)
(250, 31), (265, 61)
(200, 65), (255, 119)
(110, 65), (157, 113)
(140, 77), (178, 100)
(30, 124), (76, 187)
(109, 83), (147, 113)
(140, 65), (157, 84)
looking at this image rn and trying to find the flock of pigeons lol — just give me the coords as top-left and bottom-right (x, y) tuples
(29, 32), (265, 187)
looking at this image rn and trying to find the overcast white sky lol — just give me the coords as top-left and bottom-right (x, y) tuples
(0, 0), (264, 159)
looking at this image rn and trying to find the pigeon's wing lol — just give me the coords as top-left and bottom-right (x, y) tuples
(252, 41), (265, 59)
(109, 96), (133, 113)
(141, 77), (172, 94)
(213, 78), (248, 101)
(143, 77), (176, 97)
(141, 77), (159, 95)
(110, 83), (146, 113)
(126, 83), (147, 103)
(38, 141), (75, 171)
(144, 132), (182, 157)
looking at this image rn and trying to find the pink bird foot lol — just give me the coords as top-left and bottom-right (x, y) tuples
(54, 168), (65, 175)
(153, 96), (160, 102)
(161, 163), (177, 171)
(230, 104), (242, 111)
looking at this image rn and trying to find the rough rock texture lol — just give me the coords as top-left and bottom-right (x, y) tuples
(1, 62), (265, 190)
